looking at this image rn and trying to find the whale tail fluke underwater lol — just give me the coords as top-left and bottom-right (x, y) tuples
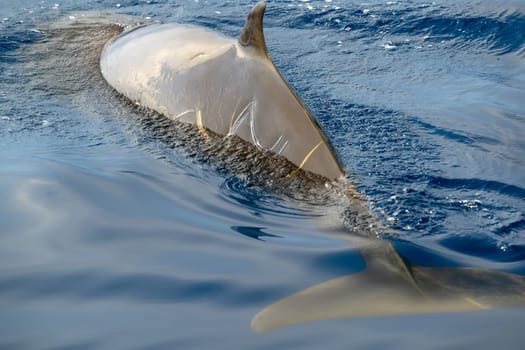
(252, 238), (525, 333)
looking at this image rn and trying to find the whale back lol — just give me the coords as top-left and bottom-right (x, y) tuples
(100, 2), (343, 180)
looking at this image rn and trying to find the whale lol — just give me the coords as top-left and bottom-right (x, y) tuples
(98, 1), (525, 334)
(100, 1), (343, 181)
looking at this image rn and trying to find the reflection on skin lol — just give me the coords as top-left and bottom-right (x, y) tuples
(251, 238), (525, 333)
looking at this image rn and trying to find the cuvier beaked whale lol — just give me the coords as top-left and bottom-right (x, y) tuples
(100, 1), (343, 181)
(99, 1), (525, 334)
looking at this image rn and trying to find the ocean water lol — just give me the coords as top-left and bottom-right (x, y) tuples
(1, 0), (525, 349)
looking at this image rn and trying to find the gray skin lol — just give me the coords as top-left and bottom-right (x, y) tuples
(100, 1), (343, 181)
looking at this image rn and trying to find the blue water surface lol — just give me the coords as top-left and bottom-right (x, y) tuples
(1, 0), (525, 349)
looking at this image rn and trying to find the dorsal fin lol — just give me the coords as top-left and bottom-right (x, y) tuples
(239, 1), (268, 56)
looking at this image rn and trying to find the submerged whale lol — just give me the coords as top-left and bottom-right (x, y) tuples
(100, 1), (343, 181)
(98, 1), (525, 333)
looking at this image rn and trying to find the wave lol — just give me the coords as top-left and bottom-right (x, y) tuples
(390, 11), (525, 55)
(428, 176), (525, 200)
(0, 269), (282, 306)
(273, 2), (525, 56)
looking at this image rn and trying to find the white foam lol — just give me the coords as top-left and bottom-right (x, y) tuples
(382, 42), (397, 50)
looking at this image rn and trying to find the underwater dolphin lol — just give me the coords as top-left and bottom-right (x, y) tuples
(100, 1), (343, 181)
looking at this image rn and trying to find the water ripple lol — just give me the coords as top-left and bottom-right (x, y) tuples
(428, 176), (525, 199)
(0, 269), (281, 306)
(276, 1), (525, 55)
(219, 176), (315, 218)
